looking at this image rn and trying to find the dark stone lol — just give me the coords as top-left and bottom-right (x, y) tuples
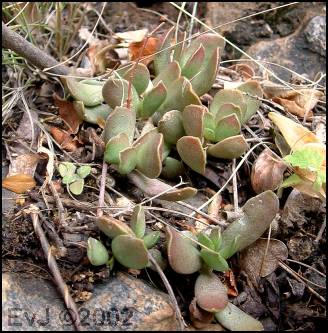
(303, 16), (326, 57)
(2, 272), (179, 331)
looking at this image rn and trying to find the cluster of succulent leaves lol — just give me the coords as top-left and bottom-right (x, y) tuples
(165, 190), (279, 320)
(87, 205), (161, 269)
(64, 29), (263, 181)
(58, 162), (91, 195)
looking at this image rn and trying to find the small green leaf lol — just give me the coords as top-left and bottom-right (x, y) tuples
(69, 178), (84, 195)
(87, 237), (109, 266)
(131, 205), (146, 238)
(284, 148), (324, 172)
(280, 174), (303, 188)
(200, 248), (229, 272)
(77, 165), (91, 178)
(143, 231), (161, 249)
(197, 233), (215, 250)
(219, 235), (240, 259)
(58, 162), (76, 178)
(62, 174), (78, 185)
(209, 228), (222, 252)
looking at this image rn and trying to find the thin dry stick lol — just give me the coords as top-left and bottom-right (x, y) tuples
(259, 224), (272, 277)
(97, 160), (108, 217)
(148, 252), (185, 331)
(314, 216), (326, 243)
(176, 201), (228, 227)
(29, 205), (83, 331)
(232, 159), (239, 212)
(278, 260), (326, 303)
(2, 21), (69, 76)
(286, 259), (326, 278)
(48, 180), (68, 228)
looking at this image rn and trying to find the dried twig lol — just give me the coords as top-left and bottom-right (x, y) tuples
(2, 21), (69, 76)
(148, 251), (185, 331)
(28, 205), (83, 331)
(97, 160), (108, 217)
(279, 260), (326, 303)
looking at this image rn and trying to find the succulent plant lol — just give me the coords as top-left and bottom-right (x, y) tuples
(166, 191), (278, 324)
(95, 205), (161, 269)
(87, 237), (109, 266)
(57, 162), (91, 195)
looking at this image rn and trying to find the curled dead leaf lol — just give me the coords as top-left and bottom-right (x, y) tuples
(2, 174), (36, 194)
(240, 238), (288, 288)
(269, 88), (323, 118)
(228, 63), (255, 80)
(50, 127), (81, 152)
(53, 93), (82, 134)
(251, 148), (287, 194)
(129, 37), (160, 65)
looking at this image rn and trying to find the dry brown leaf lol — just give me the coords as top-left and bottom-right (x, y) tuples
(53, 93), (82, 134)
(115, 29), (148, 42)
(268, 88), (323, 118)
(8, 153), (41, 177)
(50, 127), (81, 152)
(129, 37), (160, 65)
(251, 148), (287, 194)
(87, 41), (120, 74)
(240, 238), (288, 287)
(272, 97), (313, 118)
(223, 270), (238, 297)
(268, 112), (321, 151)
(228, 64), (255, 80)
(2, 174), (36, 194)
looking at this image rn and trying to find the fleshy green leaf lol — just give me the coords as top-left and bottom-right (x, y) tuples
(166, 226), (201, 274)
(209, 228), (222, 252)
(195, 272), (228, 312)
(197, 233), (215, 250)
(77, 165), (91, 179)
(160, 157), (184, 180)
(65, 78), (104, 106)
(116, 62), (150, 95)
(139, 81), (167, 119)
(73, 101), (111, 124)
(111, 234), (149, 269)
(69, 178), (84, 195)
(158, 110), (185, 145)
(96, 216), (134, 238)
(182, 104), (207, 139)
(130, 205), (146, 238)
(220, 191), (279, 256)
(143, 231), (161, 249)
(214, 114), (241, 142)
(207, 135), (248, 159)
(237, 80), (263, 124)
(87, 237), (109, 266)
(104, 133), (130, 164)
(200, 248), (229, 272)
(177, 136), (206, 175)
(214, 302), (264, 331)
(103, 106), (136, 145)
(153, 27), (174, 75)
(280, 173), (303, 188)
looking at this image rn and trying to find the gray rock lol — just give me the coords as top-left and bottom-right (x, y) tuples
(2, 272), (179, 331)
(245, 18), (326, 83)
(303, 16), (326, 57)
